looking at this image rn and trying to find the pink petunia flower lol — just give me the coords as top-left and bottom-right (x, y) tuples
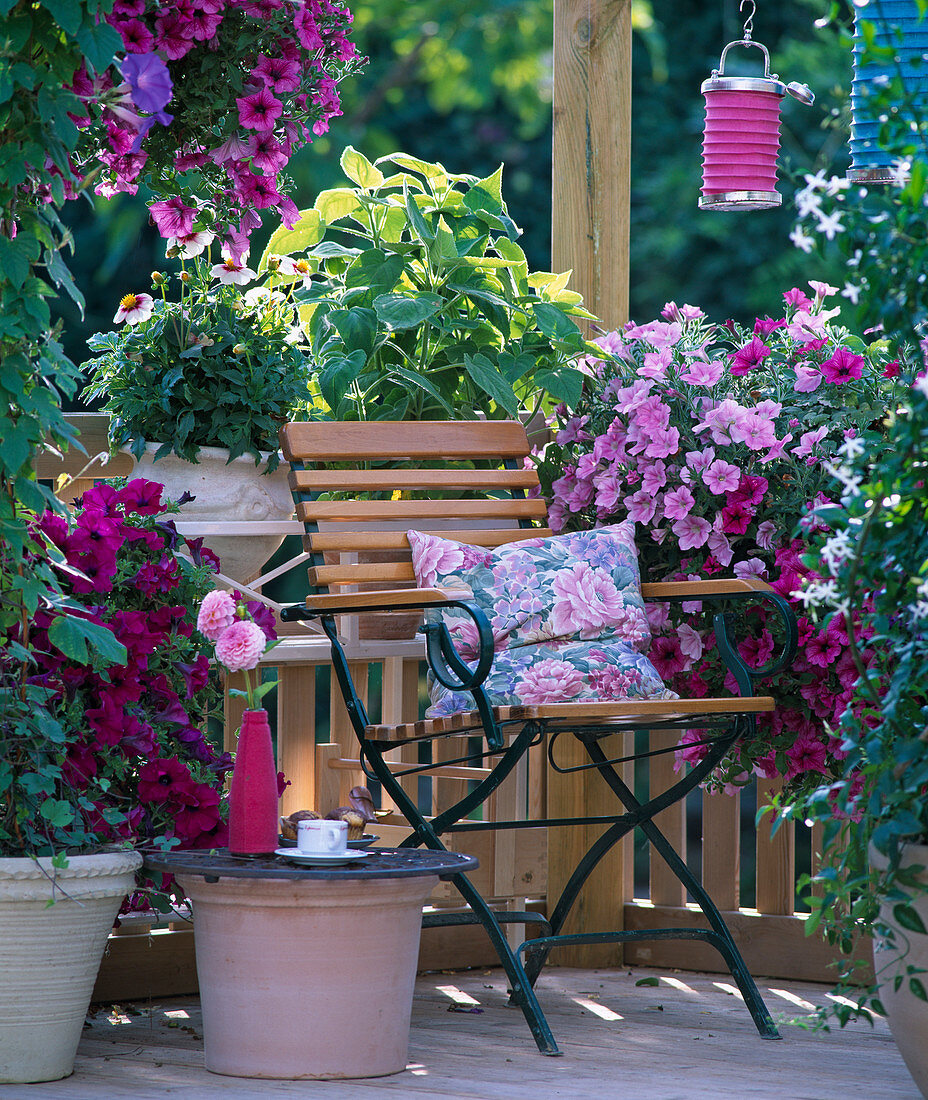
(237, 86), (283, 131)
(679, 358), (724, 386)
(197, 589), (236, 641)
(702, 458), (741, 495)
(149, 196), (197, 238)
(662, 485), (695, 522)
(672, 513), (712, 550)
(214, 619), (268, 672)
(793, 364), (823, 392)
(730, 335), (771, 376)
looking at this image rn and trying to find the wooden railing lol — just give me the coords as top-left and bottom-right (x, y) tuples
(41, 415), (846, 984)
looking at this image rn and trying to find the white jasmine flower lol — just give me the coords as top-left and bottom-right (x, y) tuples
(890, 159), (912, 187)
(790, 224), (815, 253)
(841, 282), (861, 305)
(814, 209), (845, 240)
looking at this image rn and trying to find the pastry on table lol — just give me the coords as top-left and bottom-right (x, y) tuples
(279, 809), (319, 842)
(324, 807), (366, 840)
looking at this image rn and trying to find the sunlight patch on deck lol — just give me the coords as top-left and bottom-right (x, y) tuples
(571, 996), (624, 1021)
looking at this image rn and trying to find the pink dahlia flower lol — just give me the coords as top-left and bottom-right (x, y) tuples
(197, 589), (236, 641)
(214, 619), (267, 671)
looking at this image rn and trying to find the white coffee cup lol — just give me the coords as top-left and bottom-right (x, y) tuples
(297, 818), (348, 855)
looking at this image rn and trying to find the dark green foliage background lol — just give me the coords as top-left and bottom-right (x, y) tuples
(60, 0), (852, 399)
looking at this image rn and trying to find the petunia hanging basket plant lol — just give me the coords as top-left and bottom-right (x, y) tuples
(535, 283), (906, 801)
(65, 0), (365, 259)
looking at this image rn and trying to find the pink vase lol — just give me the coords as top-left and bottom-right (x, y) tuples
(228, 709), (279, 856)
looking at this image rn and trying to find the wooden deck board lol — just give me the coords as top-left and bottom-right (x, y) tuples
(18, 967), (917, 1099)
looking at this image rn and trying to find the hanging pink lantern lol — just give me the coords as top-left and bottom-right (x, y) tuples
(699, 39), (813, 211)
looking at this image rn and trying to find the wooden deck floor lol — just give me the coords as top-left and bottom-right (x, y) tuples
(16, 966), (917, 1100)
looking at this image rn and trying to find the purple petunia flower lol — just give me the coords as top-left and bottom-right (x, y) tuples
(120, 52), (173, 115)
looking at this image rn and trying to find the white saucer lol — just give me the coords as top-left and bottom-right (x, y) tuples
(274, 848), (370, 867)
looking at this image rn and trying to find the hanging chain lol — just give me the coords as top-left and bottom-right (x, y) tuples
(740, 0), (756, 41)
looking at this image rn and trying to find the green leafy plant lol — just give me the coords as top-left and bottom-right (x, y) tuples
(83, 245), (313, 470)
(789, 378), (928, 1027)
(261, 147), (594, 421)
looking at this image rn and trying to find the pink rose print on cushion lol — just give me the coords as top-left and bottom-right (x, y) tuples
(407, 530), (466, 588)
(514, 658), (586, 704)
(549, 562), (626, 639)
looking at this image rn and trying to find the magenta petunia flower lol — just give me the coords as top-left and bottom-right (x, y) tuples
(154, 11), (196, 60)
(820, 346), (865, 385)
(149, 196), (197, 238)
(251, 53), (302, 93)
(118, 18), (156, 54)
(236, 86), (283, 131)
(214, 619), (267, 671)
(730, 335), (772, 376)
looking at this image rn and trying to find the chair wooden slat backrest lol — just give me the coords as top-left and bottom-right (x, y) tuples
(279, 420), (554, 595)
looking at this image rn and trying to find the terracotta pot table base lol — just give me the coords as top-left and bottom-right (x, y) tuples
(143, 848), (478, 1080)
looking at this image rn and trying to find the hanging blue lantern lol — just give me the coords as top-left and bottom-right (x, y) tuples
(849, 0), (928, 183)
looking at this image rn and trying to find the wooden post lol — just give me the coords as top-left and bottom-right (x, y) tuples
(547, 0), (632, 967)
(552, 0), (632, 330)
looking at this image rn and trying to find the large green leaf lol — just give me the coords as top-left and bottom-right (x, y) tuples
(75, 17), (121, 72)
(404, 189), (435, 243)
(39, 0), (82, 35)
(319, 349), (367, 412)
(533, 366), (585, 408)
(533, 302), (582, 342)
(330, 307), (378, 356)
(0, 234), (39, 288)
(314, 188), (363, 225)
(373, 293), (442, 330)
(387, 365), (455, 414)
(340, 146), (384, 189)
(344, 250), (405, 295)
(260, 210), (324, 269)
(463, 165), (504, 216)
(463, 353), (519, 417)
(47, 614), (127, 666)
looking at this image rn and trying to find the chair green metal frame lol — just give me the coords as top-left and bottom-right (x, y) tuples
(278, 422), (798, 1056)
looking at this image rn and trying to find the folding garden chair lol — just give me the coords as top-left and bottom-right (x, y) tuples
(279, 419), (797, 1056)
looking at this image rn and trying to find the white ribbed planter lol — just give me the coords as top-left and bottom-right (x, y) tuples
(870, 842), (928, 1099)
(133, 444), (294, 584)
(0, 851), (142, 1084)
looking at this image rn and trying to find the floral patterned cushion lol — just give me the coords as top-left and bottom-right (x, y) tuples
(406, 524), (675, 717)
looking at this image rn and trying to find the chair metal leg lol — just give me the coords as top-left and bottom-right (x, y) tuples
(360, 734), (561, 1055)
(580, 735), (781, 1040)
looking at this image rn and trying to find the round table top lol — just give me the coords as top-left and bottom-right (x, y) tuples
(143, 847), (478, 882)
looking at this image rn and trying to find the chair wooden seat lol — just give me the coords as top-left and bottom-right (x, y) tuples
(364, 696), (776, 743)
(279, 419), (798, 1057)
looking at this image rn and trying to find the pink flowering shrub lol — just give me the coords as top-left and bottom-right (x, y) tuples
(7, 479), (230, 907)
(60, 0), (363, 258)
(536, 284), (904, 797)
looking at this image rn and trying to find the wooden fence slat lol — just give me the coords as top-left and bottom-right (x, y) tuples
(702, 787), (740, 912)
(649, 731), (687, 907)
(277, 665), (316, 815)
(755, 777), (796, 915)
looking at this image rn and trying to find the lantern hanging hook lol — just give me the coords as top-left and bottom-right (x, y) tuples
(740, 0), (756, 41)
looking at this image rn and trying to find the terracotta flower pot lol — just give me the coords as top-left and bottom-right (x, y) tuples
(178, 870), (439, 1079)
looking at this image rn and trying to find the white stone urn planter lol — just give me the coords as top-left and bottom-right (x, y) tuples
(0, 850), (142, 1084)
(870, 841), (928, 1098)
(133, 444), (294, 584)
